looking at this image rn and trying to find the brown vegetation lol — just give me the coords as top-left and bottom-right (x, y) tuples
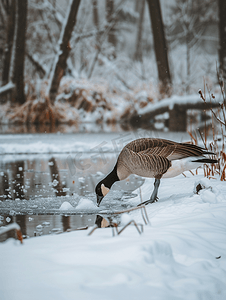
(8, 97), (61, 126)
(64, 87), (112, 112)
(189, 77), (226, 181)
(0, 77), (159, 127)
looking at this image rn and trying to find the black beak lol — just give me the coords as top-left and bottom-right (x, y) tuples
(97, 195), (104, 207)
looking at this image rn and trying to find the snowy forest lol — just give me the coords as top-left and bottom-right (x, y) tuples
(0, 0), (223, 132)
(1, 1), (226, 299)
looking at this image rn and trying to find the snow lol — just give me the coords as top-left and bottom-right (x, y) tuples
(1, 172), (226, 300)
(75, 198), (98, 211)
(0, 82), (15, 95)
(120, 213), (133, 225)
(0, 222), (20, 235)
(0, 133), (111, 155)
(0, 131), (191, 155)
(59, 201), (74, 210)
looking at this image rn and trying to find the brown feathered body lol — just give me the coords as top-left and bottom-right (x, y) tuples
(95, 138), (217, 206)
(116, 138), (215, 180)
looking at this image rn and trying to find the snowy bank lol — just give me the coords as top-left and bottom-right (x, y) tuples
(1, 173), (226, 300)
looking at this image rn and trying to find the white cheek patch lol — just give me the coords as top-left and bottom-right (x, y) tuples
(101, 184), (110, 196)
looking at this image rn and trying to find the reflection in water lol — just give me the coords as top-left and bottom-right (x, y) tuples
(12, 161), (25, 200)
(0, 214), (96, 242)
(48, 157), (66, 197)
(0, 151), (144, 234)
(0, 214), (116, 243)
(2, 215), (15, 240)
(0, 172), (10, 199)
(0, 154), (143, 203)
(0, 215), (96, 242)
(95, 215), (110, 228)
(16, 215), (26, 236)
(62, 216), (70, 232)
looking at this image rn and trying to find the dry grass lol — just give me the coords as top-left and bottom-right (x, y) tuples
(0, 80), (80, 127)
(8, 96), (71, 126)
(189, 75), (226, 181)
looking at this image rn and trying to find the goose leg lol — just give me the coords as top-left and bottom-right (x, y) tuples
(137, 179), (161, 206)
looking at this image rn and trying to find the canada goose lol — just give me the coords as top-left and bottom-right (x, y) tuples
(95, 138), (218, 206)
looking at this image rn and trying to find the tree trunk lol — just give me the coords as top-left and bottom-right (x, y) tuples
(48, 0), (81, 105)
(134, 0), (145, 61)
(134, 0), (141, 12)
(92, 0), (99, 29)
(146, 0), (171, 96)
(169, 105), (187, 132)
(1, 0), (16, 86)
(12, 0), (27, 105)
(92, 0), (100, 51)
(105, 0), (117, 49)
(218, 0), (226, 81)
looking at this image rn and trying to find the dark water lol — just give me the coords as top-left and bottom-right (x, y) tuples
(0, 214), (97, 242)
(0, 153), (143, 242)
(0, 153), (143, 204)
(0, 154), (116, 201)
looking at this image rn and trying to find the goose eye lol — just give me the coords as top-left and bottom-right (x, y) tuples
(101, 184), (110, 196)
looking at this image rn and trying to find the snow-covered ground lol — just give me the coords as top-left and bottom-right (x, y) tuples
(1, 172), (226, 300)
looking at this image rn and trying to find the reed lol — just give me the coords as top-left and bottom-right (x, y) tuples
(189, 73), (226, 181)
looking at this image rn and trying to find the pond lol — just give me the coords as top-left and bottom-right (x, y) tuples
(0, 128), (190, 242)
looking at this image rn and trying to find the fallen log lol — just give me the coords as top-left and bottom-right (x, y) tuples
(129, 94), (221, 131)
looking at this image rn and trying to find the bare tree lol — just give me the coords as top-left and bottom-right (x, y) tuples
(92, 0), (100, 52)
(106, 0), (117, 50)
(92, 0), (99, 29)
(11, 0), (27, 104)
(134, 0), (141, 12)
(146, 0), (171, 96)
(48, 0), (81, 105)
(1, 0), (15, 86)
(218, 0), (226, 81)
(168, 0), (217, 93)
(134, 0), (145, 61)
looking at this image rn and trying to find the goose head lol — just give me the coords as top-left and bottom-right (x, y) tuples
(95, 182), (110, 206)
(95, 165), (119, 206)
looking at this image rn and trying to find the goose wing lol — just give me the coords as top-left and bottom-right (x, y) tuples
(117, 147), (171, 180)
(125, 138), (210, 161)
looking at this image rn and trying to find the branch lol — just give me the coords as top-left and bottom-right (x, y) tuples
(73, 29), (106, 44)
(38, 9), (56, 50)
(87, 0), (127, 78)
(26, 51), (47, 77)
(0, 81), (15, 96)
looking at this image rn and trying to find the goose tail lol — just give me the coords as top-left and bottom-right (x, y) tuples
(201, 150), (216, 156)
(192, 158), (218, 164)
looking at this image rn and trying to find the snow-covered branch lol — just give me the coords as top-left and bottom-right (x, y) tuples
(0, 81), (15, 96)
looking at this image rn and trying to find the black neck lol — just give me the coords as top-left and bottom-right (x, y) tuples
(102, 165), (119, 189)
